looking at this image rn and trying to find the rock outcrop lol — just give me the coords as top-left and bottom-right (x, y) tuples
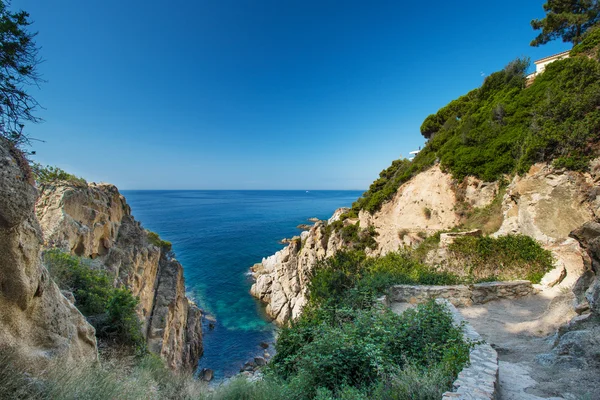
(536, 221), (600, 369)
(35, 181), (202, 371)
(359, 165), (462, 254)
(495, 163), (598, 289)
(250, 216), (347, 325)
(0, 139), (97, 370)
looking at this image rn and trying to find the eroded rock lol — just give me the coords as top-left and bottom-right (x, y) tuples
(35, 179), (202, 371)
(0, 138), (97, 370)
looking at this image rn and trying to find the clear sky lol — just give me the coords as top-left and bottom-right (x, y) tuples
(13, 0), (569, 190)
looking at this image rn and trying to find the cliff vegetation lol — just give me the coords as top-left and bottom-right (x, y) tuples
(353, 29), (600, 214)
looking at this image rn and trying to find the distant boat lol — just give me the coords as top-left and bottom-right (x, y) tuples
(306, 191), (310, 193)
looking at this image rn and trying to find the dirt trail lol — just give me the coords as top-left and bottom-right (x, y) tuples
(456, 288), (599, 400)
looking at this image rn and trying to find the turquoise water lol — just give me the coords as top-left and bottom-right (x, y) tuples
(121, 190), (363, 379)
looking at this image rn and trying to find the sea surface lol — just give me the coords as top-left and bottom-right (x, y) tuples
(121, 190), (363, 379)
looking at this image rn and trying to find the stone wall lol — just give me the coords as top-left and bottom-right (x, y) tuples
(439, 300), (499, 400)
(388, 281), (535, 307)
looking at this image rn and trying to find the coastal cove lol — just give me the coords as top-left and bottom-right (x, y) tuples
(122, 190), (363, 379)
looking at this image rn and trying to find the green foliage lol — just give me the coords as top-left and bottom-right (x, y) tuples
(31, 163), (87, 186)
(43, 250), (145, 350)
(448, 234), (555, 283)
(423, 207), (432, 219)
(530, 1), (600, 46)
(338, 223), (379, 251)
(571, 23), (600, 54)
(146, 230), (173, 252)
(270, 301), (470, 399)
(0, 0), (42, 145)
(266, 249), (470, 399)
(355, 54), (600, 214)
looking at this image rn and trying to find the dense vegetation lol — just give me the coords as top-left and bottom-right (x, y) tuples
(353, 38), (600, 214)
(264, 250), (471, 399)
(147, 230), (173, 252)
(32, 163), (87, 186)
(43, 250), (145, 351)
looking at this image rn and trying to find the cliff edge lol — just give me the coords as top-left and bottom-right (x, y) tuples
(35, 179), (203, 371)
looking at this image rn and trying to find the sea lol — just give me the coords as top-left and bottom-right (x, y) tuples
(121, 190), (363, 380)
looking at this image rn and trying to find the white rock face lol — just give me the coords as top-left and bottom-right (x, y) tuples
(0, 139), (97, 371)
(495, 163), (597, 289)
(36, 181), (202, 371)
(251, 220), (346, 325)
(360, 164), (461, 255)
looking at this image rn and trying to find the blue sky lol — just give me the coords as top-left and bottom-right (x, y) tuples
(14, 0), (569, 190)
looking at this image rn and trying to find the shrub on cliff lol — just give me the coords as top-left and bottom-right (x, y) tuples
(307, 251), (460, 313)
(146, 230), (173, 253)
(267, 250), (470, 399)
(43, 250), (145, 351)
(31, 163), (87, 186)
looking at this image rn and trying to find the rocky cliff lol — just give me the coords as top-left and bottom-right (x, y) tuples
(35, 181), (203, 371)
(0, 139), (97, 370)
(536, 220), (600, 370)
(252, 161), (600, 325)
(250, 219), (346, 324)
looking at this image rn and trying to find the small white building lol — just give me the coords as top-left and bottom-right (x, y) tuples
(526, 50), (570, 85)
(408, 149), (420, 161)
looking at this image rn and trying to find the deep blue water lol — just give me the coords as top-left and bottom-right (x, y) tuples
(121, 190), (363, 379)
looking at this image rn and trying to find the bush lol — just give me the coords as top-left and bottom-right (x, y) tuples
(268, 249), (471, 399)
(43, 250), (145, 350)
(146, 230), (172, 253)
(270, 301), (470, 399)
(31, 163), (87, 186)
(448, 234), (554, 282)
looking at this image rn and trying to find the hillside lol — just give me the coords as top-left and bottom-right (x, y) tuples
(249, 30), (600, 399)
(353, 30), (600, 215)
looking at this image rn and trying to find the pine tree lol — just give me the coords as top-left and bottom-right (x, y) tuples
(0, 0), (42, 145)
(531, 0), (600, 46)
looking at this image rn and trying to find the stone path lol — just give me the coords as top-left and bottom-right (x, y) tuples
(392, 288), (600, 399)
(456, 289), (600, 400)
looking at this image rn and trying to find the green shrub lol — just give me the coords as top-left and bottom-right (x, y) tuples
(146, 230), (172, 252)
(448, 234), (554, 282)
(270, 301), (470, 399)
(571, 25), (600, 56)
(43, 250), (145, 350)
(268, 249), (471, 398)
(31, 163), (87, 186)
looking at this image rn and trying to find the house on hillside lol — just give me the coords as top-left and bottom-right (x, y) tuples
(526, 50), (570, 86)
(408, 149), (420, 161)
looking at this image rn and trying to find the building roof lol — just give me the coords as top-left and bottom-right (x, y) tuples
(534, 50), (571, 65)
